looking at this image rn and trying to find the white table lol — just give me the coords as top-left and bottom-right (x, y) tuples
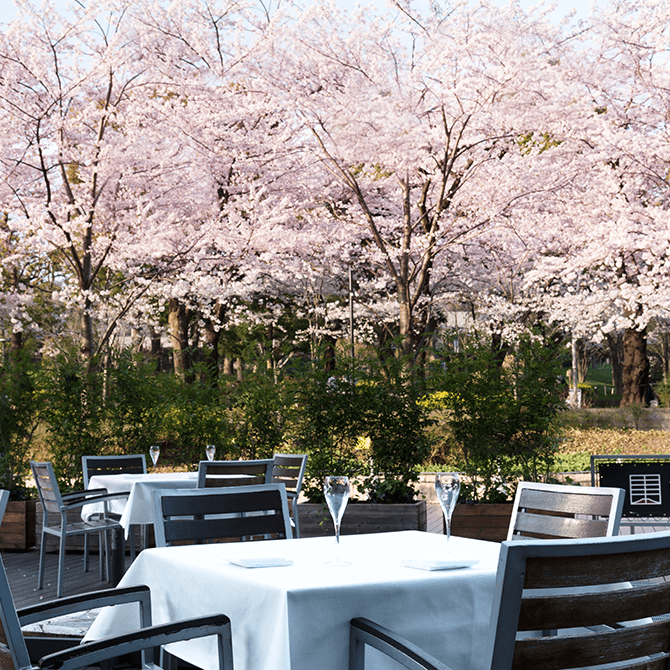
(85, 531), (500, 670)
(81, 473), (198, 535)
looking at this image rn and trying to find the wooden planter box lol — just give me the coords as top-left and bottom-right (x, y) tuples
(0, 499), (37, 550)
(297, 500), (427, 538)
(450, 503), (514, 542)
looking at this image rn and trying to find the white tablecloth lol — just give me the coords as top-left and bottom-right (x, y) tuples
(81, 473), (198, 534)
(85, 531), (500, 670)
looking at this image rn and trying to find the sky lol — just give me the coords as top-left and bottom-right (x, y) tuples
(0, 0), (592, 28)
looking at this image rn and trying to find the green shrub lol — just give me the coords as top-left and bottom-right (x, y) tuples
(426, 333), (564, 502)
(37, 352), (106, 490)
(293, 352), (433, 504)
(0, 351), (38, 499)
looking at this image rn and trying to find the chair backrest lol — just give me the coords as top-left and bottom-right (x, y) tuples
(0, 550), (35, 670)
(507, 481), (624, 541)
(272, 454), (308, 497)
(0, 490), (9, 526)
(152, 484), (292, 547)
(30, 461), (64, 515)
(81, 455), (147, 488)
(486, 529), (670, 670)
(197, 459), (274, 488)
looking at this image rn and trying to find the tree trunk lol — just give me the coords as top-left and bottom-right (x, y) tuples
(168, 298), (193, 381)
(149, 326), (163, 373)
(606, 332), (625, 395)
(202, 303), (226, 387)
(620, 327), (650, 407)
(10, 331), (23, 353)
(223, 356), (234, 376)
(323, 335), (336, 372)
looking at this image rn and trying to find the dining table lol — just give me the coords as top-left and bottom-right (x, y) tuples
(84, 530), (500, 670)
(81, 472), (199, 537)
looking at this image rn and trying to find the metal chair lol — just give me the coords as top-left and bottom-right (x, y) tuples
(350, 529), (670, 670)
(0, 549), (233, 670)
(82, 454), (147, 559)
(507, 481), (625, 540)
(272, 453), (308, 537)
(82, 454), (147, 486)
(197, 459), (274, 488)
(152, 484), (293, 547)
(30, 461), (129, 598)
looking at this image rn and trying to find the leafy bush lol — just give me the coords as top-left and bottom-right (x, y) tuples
(37, 352), (106, 490)
(153, 371), (234, 468)
(0, 351), (38, 499)
(293, 352), (433, 504)
(427, 334), (564, 502)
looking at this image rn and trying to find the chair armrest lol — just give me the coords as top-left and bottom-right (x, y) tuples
(38, 614), (233, 670)
(62, 491), (129, 510)
(350, 618), (453, 670)
(19, 585), (152, 629)
(61, 489), (108, 502)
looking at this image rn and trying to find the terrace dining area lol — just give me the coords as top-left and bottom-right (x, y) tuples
(3, 459), (670, 670)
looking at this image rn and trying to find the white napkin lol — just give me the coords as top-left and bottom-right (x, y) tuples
(401, 558), (479, 571)
(227, 556), (294, 568)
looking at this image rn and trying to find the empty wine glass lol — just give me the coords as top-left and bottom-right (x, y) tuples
(435, 472), (460, 543)
(149, 445), (160, 473)
(206, 444), (216, 461)
(323, 476), (350, 566)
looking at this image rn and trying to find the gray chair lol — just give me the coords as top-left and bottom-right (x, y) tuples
(0, 549), (233, 670)
(30, 460), (129, 598)
(152, 484), (293, 547)
(507, 481), (625, 540)
(350, 529), (670, 670)
(82, 454), (147, 559)
(82, 454), (147, 486)
(272, 453), (308, 538)
(197, 459), (274, 488)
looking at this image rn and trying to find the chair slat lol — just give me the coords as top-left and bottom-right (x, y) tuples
(512, 512), (609, 539)
(164, 514), (289, 543)
(513, 620), (670, 670)
(524, 549), (670, 588)
(518, 581), (670, 631)
(518, 489), (615, 517)
(197, 460), (274, 489)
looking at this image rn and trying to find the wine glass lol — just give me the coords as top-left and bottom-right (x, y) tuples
(206, 444), (216, 461)
(323, 476), (350, 566)
(149, 445), (160, 473)
(435, 472), (460, 543)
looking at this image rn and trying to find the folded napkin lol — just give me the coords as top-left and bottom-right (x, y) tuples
(401, 558), (479, 571)
(227, 556), (294, 568)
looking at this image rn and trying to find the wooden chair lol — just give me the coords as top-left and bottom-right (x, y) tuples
(272, 453), (308, 537)
(350, 529), (670, 670)
(82, 454), (147, 559)
(507, 481), (624, 541)
(197, 459), (274, 488)
(30, 461), (130, 598)
(0, 549), (234, 670)
(152, 484), (293, 547)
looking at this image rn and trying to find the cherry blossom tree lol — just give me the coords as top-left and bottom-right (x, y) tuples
(520, 0), (670, 405)
(250, 0), (576, 362)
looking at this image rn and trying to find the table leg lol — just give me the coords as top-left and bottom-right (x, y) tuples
(109, 527), (126, 586)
